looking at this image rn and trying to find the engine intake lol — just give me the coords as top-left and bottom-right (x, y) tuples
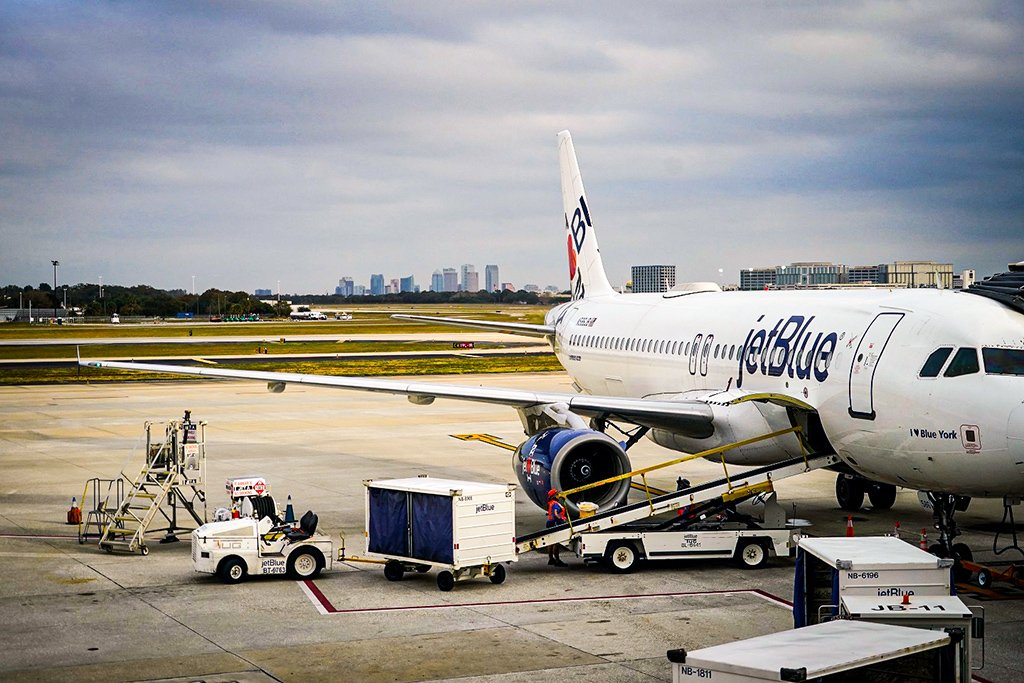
(514, 427), (632, 515)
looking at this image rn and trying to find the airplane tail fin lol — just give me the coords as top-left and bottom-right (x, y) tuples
(559, 130), (616, 300)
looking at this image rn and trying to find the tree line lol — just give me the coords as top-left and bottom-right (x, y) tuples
(1, 282), (562, 318)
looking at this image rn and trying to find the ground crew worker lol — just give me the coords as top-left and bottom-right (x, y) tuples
(546, 489), (568, 567)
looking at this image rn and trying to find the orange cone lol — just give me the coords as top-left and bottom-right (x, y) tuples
(66, 496), (81, 525)
(846, 515), (854, 537)
(919, 528), (928, 550)
(892, 520), (901, 538)
(902, 593), (911, 605)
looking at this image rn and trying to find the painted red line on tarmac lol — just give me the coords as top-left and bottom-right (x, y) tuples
(300, 579), (337, 614)
(0, 533), (78, 540)
(298, 583), (790, 615)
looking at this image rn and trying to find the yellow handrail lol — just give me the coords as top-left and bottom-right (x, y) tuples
(557, 426), (802, 500)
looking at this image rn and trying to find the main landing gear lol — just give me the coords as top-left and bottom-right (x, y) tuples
(835, 474), (897, 511)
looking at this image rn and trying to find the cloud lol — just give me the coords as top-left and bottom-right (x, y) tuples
(1, 2), (1021, 292)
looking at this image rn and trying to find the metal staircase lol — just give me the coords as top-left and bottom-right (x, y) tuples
(98, 412), (208, 555)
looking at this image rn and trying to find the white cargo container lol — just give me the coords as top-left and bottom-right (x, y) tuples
(364, 477), (517, 591)
(667, 619), (958, 682)
(794, 536), (954, 626)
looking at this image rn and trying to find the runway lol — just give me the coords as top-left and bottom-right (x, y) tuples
(0, 375), (1021, 682)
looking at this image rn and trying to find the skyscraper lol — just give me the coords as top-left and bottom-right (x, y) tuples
(460, 264), (477, 292)
(442, 268), (458, 292)
(399, 275), (415, 293)
(370, 273), (385, 296)
(335, 277), (354, 297)
(485, 264), (499, 293)
(431, 270), (444, 292)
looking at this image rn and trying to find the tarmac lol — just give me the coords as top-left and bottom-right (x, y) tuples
(1, 373), (1022, 682)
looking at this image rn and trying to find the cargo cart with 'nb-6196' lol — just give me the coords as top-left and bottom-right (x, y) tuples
(358, 477), (517, 591)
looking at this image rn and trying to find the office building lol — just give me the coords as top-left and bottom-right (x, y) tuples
(442, 268), (458, 292)
(776, 262), (844, 288)
(399, 275), (415, 293)
(739, 268), (777, 291)
(431, 270), (444, 292)
(485, 265), (499, 293)
(335, 277), (354, 297)
(631, 265), (676, 293)
(888, 261), (954, 289)
(370, 273), (385, 296)
(254, 289), (272, 296)
(847, 264), (888, 285)
(953, 269), (976, 290)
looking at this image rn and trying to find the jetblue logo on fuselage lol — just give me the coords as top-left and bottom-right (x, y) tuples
(736, 314), (838, 388)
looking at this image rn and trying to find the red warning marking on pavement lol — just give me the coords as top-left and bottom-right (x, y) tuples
(298, 581), (790, 615)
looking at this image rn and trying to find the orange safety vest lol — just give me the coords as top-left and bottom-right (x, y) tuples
(547, 499), (566, 522)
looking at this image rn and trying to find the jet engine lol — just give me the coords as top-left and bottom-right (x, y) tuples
(514, 427), (632, 516)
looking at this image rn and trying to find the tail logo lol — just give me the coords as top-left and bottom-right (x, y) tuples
(566, 195), (591, 300)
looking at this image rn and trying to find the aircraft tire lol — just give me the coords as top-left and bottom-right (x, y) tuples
(868, 483), (898, 510)
(836, 475), (865, 511)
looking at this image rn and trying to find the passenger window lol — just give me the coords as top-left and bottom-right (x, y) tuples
(982, 348), (1024, 375)
(919, 347), (953, 377)
(714, 343), (720, 359)
(944, 348), (979, 377)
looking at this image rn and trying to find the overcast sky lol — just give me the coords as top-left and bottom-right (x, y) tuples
(2, 2), (1021, 294)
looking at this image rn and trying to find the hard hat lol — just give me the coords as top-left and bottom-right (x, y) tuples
(548, 489), (558, 498)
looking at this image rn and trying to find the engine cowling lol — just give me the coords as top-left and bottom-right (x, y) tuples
(514, 427), (632, 515)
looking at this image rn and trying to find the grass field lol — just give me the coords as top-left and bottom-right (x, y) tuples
(0, 304), (561, 384)
(0, 304), (549, 340)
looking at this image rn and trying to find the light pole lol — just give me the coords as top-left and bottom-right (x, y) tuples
(62, 286), (67, 311)
(99, 276), (105, 317)
(192, 275), (198, 317)
(51, 260), (59, 320)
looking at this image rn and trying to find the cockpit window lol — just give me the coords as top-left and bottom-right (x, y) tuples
(919, 347), (953, 378)
(982, 348), (1024, 376)
(943, 347), (980, 377)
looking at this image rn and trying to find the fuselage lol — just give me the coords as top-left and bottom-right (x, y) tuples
(545, 287), (1024, 498)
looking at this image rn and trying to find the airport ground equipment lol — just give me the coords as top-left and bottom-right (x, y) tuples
(839, 594), (983, 679)
(223, 475), (279, 521)
(793, 536), (954, 628)
(78, 477), (124, 544)
(667, 619), (960, 682)
(192, 509), (333, 583)
(516, 453), (839, 559)
(93, 412), (207, 555)
(364, 477), (517, 591)
(572, 490), (795, 572)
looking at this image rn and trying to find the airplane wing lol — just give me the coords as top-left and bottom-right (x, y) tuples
(78, 359), (713, 434)
(391, 314), (554, 338)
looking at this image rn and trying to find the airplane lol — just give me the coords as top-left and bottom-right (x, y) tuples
(80, 130), (1024, 560)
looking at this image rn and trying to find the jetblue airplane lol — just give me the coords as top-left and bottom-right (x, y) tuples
(82, 131), (1024, 557)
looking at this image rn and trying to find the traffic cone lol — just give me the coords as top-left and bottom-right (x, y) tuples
(846, 515), (854, 537)
(892, 520), (901, 539)
(902, 593), (911, 605)
(66, 497), (82, 525)
(284, 495), (295, 523)
(919, 528), (928, 550)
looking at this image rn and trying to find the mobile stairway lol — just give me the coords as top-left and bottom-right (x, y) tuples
(96, 412), (208, 555)
(516, 451), (839, 556)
